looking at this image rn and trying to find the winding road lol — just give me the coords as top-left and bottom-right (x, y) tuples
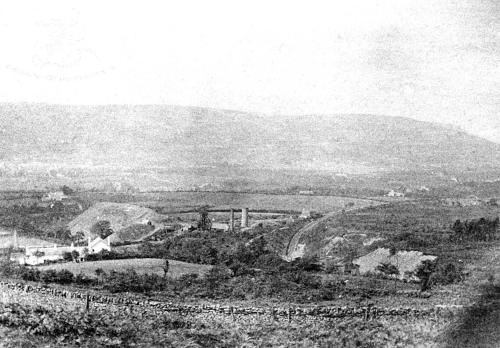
(284, 206), (363, 261)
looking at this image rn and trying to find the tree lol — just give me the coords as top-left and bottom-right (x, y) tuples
(197, 207), (212, 231)
(61, 185), (74, 195)
(73, 231), (86, 245)
(163, 259), (170, 278)
(95, 268), (106, 285)
(55, 227), (72, 241)
(91, 220), (114, 239)
(4, 246), (13, 262)
(376, 262), (400, 291)
(416, 259), (437, 292)
(33, 250), (45, 258)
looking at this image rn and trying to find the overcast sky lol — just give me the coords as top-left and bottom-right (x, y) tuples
(0, 0), (498, 142)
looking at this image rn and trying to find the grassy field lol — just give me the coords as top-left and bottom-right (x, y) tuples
(77, 191), (381, 213)
(0, 234), (57, 249)
(36, 258), (212, 278)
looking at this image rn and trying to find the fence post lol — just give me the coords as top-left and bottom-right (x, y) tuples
(288, 307), (292, 323)
(85, 292), (90, 312)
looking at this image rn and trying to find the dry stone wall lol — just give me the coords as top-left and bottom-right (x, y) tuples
(0, 281), (468, 321)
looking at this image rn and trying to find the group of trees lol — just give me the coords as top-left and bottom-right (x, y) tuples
(451, 217), (499, 242)
(90, 220), (114, 239)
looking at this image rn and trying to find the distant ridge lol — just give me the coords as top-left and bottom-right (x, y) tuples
(1, 103), (499, 189)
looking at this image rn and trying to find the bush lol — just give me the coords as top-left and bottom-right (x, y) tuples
(290, 256), (323, 272)
(283, 270), (322, 289)
(103, 268), (165, 293)
(21, 267), (41, 282)
(62, 252), (73, 262)
(56, 269), (74, 284)
(75, 272), (97, 286)
(416, 259), (436, 291)
(205, 265), (232, 289)
(40, 270), (58, 283)
(431, 261), (465, 286)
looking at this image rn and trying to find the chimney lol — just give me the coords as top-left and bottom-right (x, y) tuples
(13, 230), (18, 249)
(229, 209), (234, 232)
(241, 208), (248, 228)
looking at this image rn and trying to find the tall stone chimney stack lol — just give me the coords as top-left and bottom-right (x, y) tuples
(13, 230), (18, 249)
(229, 209), (235, 232)
(241, 208), (248, 228)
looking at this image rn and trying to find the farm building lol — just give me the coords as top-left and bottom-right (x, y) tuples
(41, 191), (68, 202)
(88, 236), (111, 254)
(299, 209), (312, 219)
(21, 236), (112, 265)
(299, 190), (314, 195)
(386, 190), (404, 198)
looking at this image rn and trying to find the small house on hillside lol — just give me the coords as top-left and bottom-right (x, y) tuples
(41, 191), (68, 202)
(387, 190), (404, 198)
(88, 236), (111, 254)
(299, 190), (314, 195)
(299, 210), (312, 219)
(21, 236), (112, 265)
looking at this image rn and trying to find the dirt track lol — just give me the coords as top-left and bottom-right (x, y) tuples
(284, 206), (368, 261)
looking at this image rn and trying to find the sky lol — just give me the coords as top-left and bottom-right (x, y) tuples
(0, 0), (499, 142)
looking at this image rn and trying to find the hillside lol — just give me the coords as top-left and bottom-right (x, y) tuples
(67, 202), (163, 242)
(283, 199), (500, 262)
(1, 103), (500, 190)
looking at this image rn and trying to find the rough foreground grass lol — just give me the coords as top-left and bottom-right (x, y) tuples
(36, 258), (212, 278)
(0, 291), (450, 348)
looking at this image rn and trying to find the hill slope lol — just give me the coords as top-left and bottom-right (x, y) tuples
(67, 202), (162, 242)
(1, 103), (499, 189)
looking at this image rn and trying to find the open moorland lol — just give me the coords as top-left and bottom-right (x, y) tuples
(76, 191), (381, 213)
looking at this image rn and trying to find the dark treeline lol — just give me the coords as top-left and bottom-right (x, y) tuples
(451, 217), (499, 242)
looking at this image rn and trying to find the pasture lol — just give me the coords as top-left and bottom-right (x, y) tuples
(77, 191), (381, 213)
(36, 258), (212, 279)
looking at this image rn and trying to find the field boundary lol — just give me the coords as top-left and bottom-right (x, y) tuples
(0, 281), (468, 321)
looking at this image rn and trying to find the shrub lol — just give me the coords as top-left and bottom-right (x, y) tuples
(431, 261), (465, 285)
(204, 265), (232, 288)
(40, 269), (58, 283)
(376, 262), (400, 278)
(56, 269), (74, 284)
(283, 270), (322, 289)
(103, 268), (165, 293)
(74, 272), (97, 286)
(21, 267), (41, 282)
(415, 259), (437, 291)
(290, 255), (323, 272)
